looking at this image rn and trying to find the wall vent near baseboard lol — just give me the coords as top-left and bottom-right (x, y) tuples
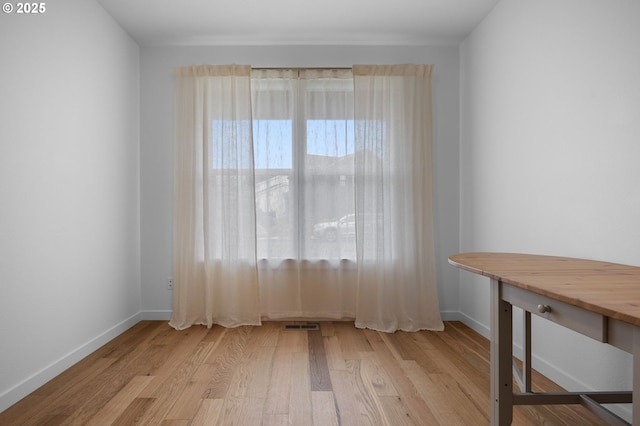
(282, 323), (320, 331)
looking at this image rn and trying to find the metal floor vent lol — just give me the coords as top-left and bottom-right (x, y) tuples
(282, 323), (320, 331)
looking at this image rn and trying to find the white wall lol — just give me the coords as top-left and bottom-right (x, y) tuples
(139, 45), (461, 320)
(460, 0), (640, 416)
(0, 0), (140, 411)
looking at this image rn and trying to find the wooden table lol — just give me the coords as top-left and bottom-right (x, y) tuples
(449, 252), (640, 425)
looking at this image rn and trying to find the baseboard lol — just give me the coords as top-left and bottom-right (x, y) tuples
(141, 310), (172, 321)
(140, 310), (463, 324)
(457, 311), (490, 339)
(439, 310), (463, 322)
(145, 310), (461, 324)
(0, 312), (142, 413)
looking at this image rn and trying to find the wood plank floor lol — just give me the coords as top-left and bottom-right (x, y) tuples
(0, 321), (612, 425)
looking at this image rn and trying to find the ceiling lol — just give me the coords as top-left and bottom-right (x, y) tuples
(96, 0), (499, 46)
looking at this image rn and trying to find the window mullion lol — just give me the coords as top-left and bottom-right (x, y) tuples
(293, 73), (306, 260)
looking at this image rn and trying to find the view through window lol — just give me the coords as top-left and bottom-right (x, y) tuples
(212, 70), (357, 262)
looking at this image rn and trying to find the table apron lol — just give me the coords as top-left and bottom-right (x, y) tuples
(501, 284), (608, 345)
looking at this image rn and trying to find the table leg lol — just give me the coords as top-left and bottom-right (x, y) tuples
(634, 329), (640, 424)
(491, 278), (513, 425)
(522, 310), (532, 393)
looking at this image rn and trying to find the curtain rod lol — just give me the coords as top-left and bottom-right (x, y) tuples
(251, 67), (352, 70)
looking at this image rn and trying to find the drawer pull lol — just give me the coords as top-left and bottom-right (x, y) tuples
(537, 304), (552, 314)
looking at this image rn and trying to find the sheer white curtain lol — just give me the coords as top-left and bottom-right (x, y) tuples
(353, 65), (444, 332)
(170, 64), (443, 332)
(252, 69), (358, 319)
(170, 65), (261, 330)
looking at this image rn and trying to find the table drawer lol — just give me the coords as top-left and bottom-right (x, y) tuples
(502, 284), (607, 342)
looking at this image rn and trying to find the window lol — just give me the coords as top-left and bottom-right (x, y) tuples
(249, 69), (356, 262)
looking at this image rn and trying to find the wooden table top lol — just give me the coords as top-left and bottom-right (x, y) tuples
(449, 252), (640, 327)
